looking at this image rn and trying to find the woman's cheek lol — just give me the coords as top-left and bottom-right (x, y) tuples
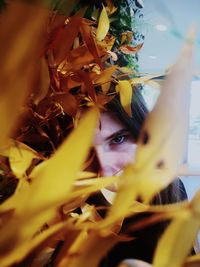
(120, 144), (137, 166)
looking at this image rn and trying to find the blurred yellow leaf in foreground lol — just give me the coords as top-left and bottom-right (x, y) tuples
(0, 1), (49, 147)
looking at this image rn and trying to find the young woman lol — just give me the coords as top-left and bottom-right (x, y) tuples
(85, 86), (188, 267)
(25, 85), (188, 267)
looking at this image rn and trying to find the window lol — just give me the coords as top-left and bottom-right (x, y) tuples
(184, 80), (200, 199)
(188, 80), (200, 168)
(142, 80), (200, 199)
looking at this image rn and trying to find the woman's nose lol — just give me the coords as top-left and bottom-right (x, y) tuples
(94, 146), (117, 176)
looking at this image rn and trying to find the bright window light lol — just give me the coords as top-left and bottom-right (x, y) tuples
(155, 24), (168, 32)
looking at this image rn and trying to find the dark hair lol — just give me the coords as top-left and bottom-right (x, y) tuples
(106, 85), (148, 142)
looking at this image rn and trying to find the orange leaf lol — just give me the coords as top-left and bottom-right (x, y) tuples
(97, 34), (116, 51)
(51, 92), (78, 117)
(121, 31), (133, 44)
(77, 70), (97, 102)
(101, 82), (111, 94)
(92, 65), (117, 85)
(51, 9), (85, 65)
(120, 43), (143, 54)
(62, 74), (82, 91)
(58, 45), (95, 72)
(105, 0), (118, 15)
(48, 14), (66, 33)
(32, 56), (50, 105)
(80, 20), (104, 69)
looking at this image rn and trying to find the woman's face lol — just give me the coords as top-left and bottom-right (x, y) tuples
(90, 112), (137, 191)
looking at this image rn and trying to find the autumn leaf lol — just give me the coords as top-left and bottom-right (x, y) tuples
(121, 31), (133, 44)
(0, 108), (99, 266)
(80, 20), (104, 69)
(0, 1), (49, 147)
(103, 29), (195, 225)
(116, 80), (132, 116)
(184, 254), (200, 267)
(4, 140), (40, 178)
(77, 70), (97, 102)
(96, 5), (110, 42)
(0, 218), (76, 267)
(32, 56), (50, 105)
(97, 34), (116, 51)
(51, 92), (78, 117)
(120, 43), (143, 54)
(0, 108), (98, 213)
(27, 108), (98, 210)
(56, 230), (120, 267)
(105, 0), (118, 15)
(58, 45), (94, 72)
(131, 74), (162, 91)
(101, 82), (111, 94)
(92, 65), (117, 86)
(51, 8), (85, 65)
(73, 176), (117, 194)
(153, 190), (200, 267)
(133, 29), (195, 202)
(76, 171), (97, 179)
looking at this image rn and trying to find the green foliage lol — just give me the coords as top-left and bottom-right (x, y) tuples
(110, 0), (144, 70)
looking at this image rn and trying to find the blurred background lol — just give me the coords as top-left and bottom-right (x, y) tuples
(138, 0), (200, 199)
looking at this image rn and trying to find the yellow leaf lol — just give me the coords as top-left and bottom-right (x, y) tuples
(103, 30), (195, 225)
(153, 189), (200, 267)
(57, 230), (119, 267)
(76, 171), (97, 179)
(133, 28), (195, 202)
(7, 141), (40, 178)
(93, 66), (117, 84)
(96, 6), (110, 41)
(105, 0), (118, 15)
(131, 74), (162, 85)
(72, 176), (117, 197)
(97, 34), (115, 51)
(116, 80), (132, 116)
(74, 176), (116, 187)
(0, 219), (76, 267)
(101, 82), (111, 94)
(0, 1), (49, 147)
(119, 67), (135, 75)
(184, 254), (200, 267)
(62, 176), (117, 216)
(28, 108), (98, 210)
(0, 108), (98, 237)
(153, 214), (198, 267)
(104, 164), (139, 225)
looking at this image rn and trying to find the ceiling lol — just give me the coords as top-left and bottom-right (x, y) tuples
(138, 0), (200, 75)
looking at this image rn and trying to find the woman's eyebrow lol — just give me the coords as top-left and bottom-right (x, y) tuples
(105, 129), (129, 141)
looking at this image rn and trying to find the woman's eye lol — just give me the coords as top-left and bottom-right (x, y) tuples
(110, 134), (126, 145)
